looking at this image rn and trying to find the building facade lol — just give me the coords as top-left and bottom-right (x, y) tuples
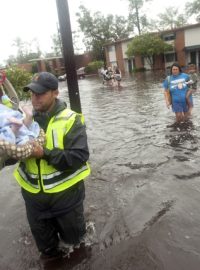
(29, 52), (94, 76)
(104, 23), (200, 74)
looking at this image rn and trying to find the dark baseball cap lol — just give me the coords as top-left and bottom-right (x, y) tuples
(23, 72), (58, 93)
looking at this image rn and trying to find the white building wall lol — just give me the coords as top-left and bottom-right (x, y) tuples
(108, 45), (116, 62)
(185, 27), (200, 46)
(184, 27), (200, 69)
(144, 58), (151, 70)
(122, 41), (130, 58)
(124, 59), (129, 72)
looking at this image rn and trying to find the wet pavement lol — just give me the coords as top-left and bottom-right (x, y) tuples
(1, 71), (200, 269)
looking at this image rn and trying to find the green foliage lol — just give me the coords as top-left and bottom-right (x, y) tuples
(76, 5), (133, 61)
(132, 67), (146, 72)
(5, 66), (32, 100)
(185, 0), (200, 22)
(6, 37), (41, 65)
(126, 0), (152, 34)
(85, 61), (104, 74)
(157, 7), (188, 30)
(51, 29), (62, 56)
(126, 33), (173, 68)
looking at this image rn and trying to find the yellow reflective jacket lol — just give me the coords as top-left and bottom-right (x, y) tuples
(14, 108), (90, 193)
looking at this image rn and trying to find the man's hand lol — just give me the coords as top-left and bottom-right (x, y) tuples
(30, 141), (44, 158)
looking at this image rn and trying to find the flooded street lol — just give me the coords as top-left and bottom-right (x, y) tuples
(1, 72), (200, 269)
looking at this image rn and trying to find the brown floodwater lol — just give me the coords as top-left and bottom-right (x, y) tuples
(1, 71), (200, 269)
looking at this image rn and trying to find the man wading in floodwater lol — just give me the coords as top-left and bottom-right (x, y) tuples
(13, 72), (91, 262)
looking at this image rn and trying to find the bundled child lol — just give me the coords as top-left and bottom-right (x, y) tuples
(0, 91), (45, 162)
(0, 101), (40, 145)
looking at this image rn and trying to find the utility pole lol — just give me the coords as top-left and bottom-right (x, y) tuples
(56, 0), (82, 113)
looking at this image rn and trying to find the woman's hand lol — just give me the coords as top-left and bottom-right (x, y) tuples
(164, 90), (171, 109)
(166, 100), (171, 109)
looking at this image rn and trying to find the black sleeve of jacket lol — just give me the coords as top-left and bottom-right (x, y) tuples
(4, 158), (18, 166)
(43, 114), (89, 171)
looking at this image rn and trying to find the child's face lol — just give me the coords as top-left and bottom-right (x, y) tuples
(189, 66), (196, 73)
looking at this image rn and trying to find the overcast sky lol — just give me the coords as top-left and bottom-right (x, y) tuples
(0, 0), (194, 65)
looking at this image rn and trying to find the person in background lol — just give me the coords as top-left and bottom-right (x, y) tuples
(13, 72), (91, 261)
(113, 66), (122, 87)
(163, 62), (191, 123)
(102, 66), (114, 86)
(186, 63), (198, 116)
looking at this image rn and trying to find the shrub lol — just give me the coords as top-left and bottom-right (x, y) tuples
(85, 61), (104, 74)
(132, 67), (146, 73)
(5, 66), (32, 100)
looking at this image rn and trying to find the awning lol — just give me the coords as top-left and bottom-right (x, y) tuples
(184, 45), (200, 51)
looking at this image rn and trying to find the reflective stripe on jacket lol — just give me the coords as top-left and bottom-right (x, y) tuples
(14, 108), (90, 193)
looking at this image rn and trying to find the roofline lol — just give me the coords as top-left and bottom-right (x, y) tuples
(28, 56), (63, 62)
(159, 22), (200, 34)
(29, 51), (93, 62)
(104, 37), (133, 47)
(104, 22), (200, 47)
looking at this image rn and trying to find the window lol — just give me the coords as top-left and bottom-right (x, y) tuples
(165, 53), (177, 63)
(162, 33), (175, 41)
(108, 46), (115, 52)
(190, 51), (196, 65)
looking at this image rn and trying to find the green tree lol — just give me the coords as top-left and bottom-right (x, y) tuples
(6, 37), (42, 65)
(76, 5), (132, 61)
(51, 33), (62, 56)
(126, 33), (173, 68)
(185, 0), (200, 22)
(85, 60), (104, 74)
(51, 24), (62, 56)
(157, 7), (188, 30)
(6, 55), (17, 65)
(12, 37), (25, 63)
(126, 0), (152, 34)
(50, 27), (81, 56)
